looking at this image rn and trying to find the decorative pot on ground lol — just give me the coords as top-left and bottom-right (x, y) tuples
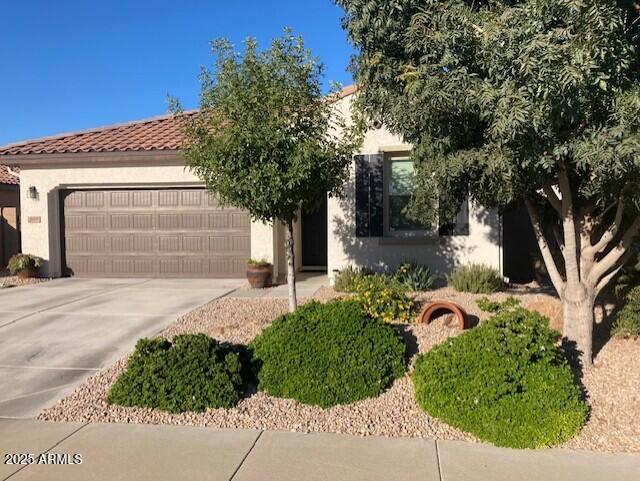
(247, 260), (273, 289)
(7, 253), (43, 279)
(17, 268), (38, 279)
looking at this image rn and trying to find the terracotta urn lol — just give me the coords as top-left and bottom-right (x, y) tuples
(247, 263), (273, 289)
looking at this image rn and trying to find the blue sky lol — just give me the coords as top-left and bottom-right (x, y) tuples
(0, 0), (354, 145)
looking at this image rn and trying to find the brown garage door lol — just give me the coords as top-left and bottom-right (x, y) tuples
(62, 188), (250, 277)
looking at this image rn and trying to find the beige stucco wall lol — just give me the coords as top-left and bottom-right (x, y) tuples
(18, 158), (275, 277)
(326, 94), (502, 283)
(15, 92), (501, 281)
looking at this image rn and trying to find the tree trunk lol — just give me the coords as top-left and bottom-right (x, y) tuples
(284, 220), (297, 312)
(562, 286), (595, 368)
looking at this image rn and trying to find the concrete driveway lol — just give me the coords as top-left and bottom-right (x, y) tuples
(0, 278), (243, 418)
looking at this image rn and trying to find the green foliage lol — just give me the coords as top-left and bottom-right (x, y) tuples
(394, 260), (436, 291)
(476, 296), (521, 313)
(338, 0), (640, 221)
(613, 286), (640, 338)
(333, 265), (373, 292)
(108, 334), (248, 413)
(247, 258), (271, 267)
(412, 308), (588, 448)
(448, 264), (504, 294)
(249, 300), (406, 407)
(7, 254), (43, 275)
(614, 257), (640, 299)
(177, 31), (360, 226)
(351, 274), (418, 322)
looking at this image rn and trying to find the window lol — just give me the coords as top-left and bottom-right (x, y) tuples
(385, 156), (431, 236)
(383, 155), (470, 238)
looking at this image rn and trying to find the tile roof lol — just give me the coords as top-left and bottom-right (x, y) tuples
(0, 85), (357, 159)
(337, 84), (357, 98)
(0, 165), (19, 185)
(0, 112), (192, 157)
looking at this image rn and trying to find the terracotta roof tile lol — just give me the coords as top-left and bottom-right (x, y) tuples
(0, 165), (19, 185)
(0, 112), (194, 157)
(0, 85), (356, 159)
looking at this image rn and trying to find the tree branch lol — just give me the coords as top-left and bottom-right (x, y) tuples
(526, 199), (566, 297)
(595, 249), (633, 298)
(552, 224), (565, 257)
(558, 165), (581, 287)
(588, 216), (640, 287)
(584, 196), (625, 258)
(543, 184), (562, 214)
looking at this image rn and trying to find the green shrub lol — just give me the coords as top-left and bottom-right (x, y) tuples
(333, 265), (372, 292)
(351, 274), (418, 322)
(249, 300), (406, 407)
(394, 261), (436, 291)
(448, 263), (504, 294)
(476, 296), (521, 313)
(614, 260), (640, 299)
(412, 308), (587, 448)
(7, 254), (43, 275)
(613, 286), (640, 338)
(247, 258), (271, 267)
(108, 334), (247, 413)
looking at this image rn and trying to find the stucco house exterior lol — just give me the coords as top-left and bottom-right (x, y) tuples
(0, 87), (533, 283)
(0, 165), (21, 267)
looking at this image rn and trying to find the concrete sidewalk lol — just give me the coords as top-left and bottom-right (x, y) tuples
(1, 420), (638, 481)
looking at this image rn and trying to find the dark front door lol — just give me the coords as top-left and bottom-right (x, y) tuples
(502, 204), (539, 283)
(301, 196), (328, 269)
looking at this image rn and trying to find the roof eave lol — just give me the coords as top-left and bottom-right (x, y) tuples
(0, 149), (184, 167)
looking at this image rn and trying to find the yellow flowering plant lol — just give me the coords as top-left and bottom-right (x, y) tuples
(351, 274), (419, 323)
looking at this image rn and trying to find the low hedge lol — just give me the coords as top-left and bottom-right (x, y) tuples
(108, 334), (248, 413)
(412, 308), (587, 448)
(249, 300), (406, 407)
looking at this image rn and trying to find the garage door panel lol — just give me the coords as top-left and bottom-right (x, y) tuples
(62, 188), (250, 278)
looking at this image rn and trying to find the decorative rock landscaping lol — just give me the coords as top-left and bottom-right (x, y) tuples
(39, 287), (640, 453)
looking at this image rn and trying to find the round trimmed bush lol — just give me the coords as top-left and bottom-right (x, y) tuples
(108, 334), (248, 413)
(412, 308), (587, 448)
(249, 300), (406, 407)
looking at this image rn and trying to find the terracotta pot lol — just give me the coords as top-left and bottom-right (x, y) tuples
(247, 264), (273, 289)
(17, 268), (37, 279)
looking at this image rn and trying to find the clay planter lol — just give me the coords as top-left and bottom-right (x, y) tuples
(247, 264), (273, 289)
(16, 268), (37, 279)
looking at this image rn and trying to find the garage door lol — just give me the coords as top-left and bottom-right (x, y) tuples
(61, 189), (250, 277)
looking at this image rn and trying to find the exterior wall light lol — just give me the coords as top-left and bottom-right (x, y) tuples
(28, 186), (39, 200)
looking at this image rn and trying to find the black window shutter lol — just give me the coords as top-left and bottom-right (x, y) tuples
(439, 197), (470, 236)
(369, 154), (384, 237)
(355, 154), (385, 237)
(355, 155), (371, 237)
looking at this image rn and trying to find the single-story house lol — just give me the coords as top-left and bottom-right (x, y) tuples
(0, 165), (21, 268)
(0, 86), (537, 283)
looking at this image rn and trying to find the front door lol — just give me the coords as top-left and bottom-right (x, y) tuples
(301, 197), (328, 269)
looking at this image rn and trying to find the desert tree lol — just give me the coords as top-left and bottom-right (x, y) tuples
(337, 0), (640, 365)
(176, 31), (359, 311)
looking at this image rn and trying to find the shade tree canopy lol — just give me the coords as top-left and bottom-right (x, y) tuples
(178, 32), (360, 311)
(337, 0), (640, 364)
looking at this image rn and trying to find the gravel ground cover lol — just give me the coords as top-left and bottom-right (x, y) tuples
(0, 274), (48, 289)
(39, 286), (639, 453)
